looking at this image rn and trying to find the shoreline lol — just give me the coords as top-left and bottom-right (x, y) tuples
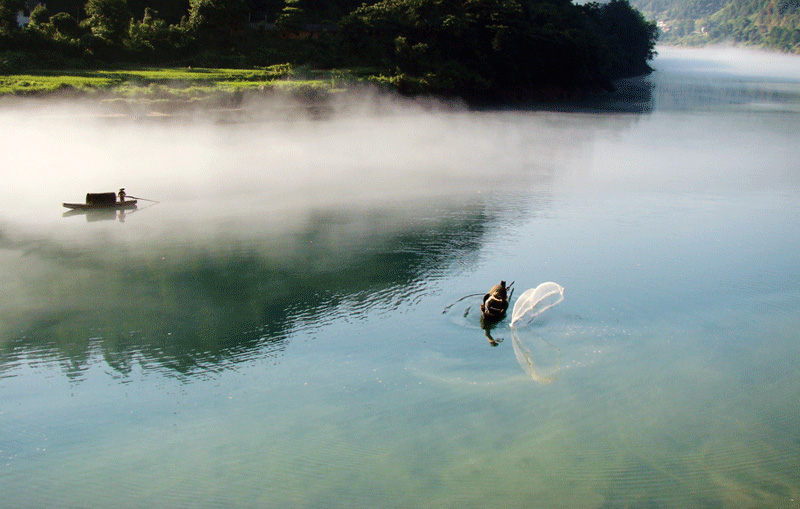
(0, 67), (657, 118)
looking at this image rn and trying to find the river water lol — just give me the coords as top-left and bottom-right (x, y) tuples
(1, 46), (799, 507)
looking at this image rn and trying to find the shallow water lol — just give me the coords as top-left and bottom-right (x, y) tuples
(1, 46), (799, 507)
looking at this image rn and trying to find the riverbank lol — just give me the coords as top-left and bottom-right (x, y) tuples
(0, 66), (356, 97)
(0, 65), (371, 118)
(0, 65), (658, 118)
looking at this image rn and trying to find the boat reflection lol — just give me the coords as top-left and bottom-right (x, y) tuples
(480, 318), (505, 347)
(62, 208), (132, 222)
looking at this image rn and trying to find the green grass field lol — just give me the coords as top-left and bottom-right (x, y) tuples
(0, 65), (365, 98)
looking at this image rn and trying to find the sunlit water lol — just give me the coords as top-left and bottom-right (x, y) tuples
(1, 46), (799, 507)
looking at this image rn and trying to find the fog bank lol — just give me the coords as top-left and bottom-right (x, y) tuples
(654, 45), (800, 82)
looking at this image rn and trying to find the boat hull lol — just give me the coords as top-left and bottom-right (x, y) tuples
(63, 200), (138, 210)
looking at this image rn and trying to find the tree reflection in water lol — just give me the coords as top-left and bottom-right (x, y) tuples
(0, 205), (495, 380)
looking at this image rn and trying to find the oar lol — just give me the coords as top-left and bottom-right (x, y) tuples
(127, 195), (160, 203)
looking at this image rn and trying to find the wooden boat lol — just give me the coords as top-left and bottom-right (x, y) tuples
(63, 192), (137, 210)
(62, 200), (138, 210)
(480, 280), (513, 321)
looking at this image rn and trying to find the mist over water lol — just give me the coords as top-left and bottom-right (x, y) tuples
(2, 97), (565, 235)
(1, 47), (800, 507)
(655, 45), (800, 81)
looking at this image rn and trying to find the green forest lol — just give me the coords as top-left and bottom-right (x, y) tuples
(1, 0), (658, 100)
(631, 0), (800, 52)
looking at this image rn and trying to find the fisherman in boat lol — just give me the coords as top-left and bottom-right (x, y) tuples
(480, 280), (510, 321)
(118, 188), (126, 203)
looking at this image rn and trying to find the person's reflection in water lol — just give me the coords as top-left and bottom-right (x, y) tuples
(118, 209), (126, 223)
(481, 317), (504, 347)
(442, 291), (509, 346)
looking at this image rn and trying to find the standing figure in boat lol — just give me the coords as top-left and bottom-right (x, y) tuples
(480, 280), (512, 321)
(118, 188), (126, 203)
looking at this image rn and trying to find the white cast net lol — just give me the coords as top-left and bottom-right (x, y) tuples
(510, 282), (565, 328)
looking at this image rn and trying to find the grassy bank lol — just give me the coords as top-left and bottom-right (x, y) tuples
(0, 65), (370, 105)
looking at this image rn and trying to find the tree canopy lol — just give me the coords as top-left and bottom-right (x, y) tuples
(85, 0), (131, 44)
(339, 0), (657, 99)
(188, 0), (247, 43)
(0, 0), (25, 35)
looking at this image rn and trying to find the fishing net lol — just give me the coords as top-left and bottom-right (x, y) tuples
(510, 282), (565, 328)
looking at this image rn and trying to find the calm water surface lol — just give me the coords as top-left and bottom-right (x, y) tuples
(1, 46), (799, 507)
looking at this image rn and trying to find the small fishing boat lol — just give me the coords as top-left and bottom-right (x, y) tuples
(63, 192), (137, 211)
(481, 280), (513, 321)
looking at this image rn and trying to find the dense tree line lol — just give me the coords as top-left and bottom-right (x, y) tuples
(1, 0), (658, 100)
(339, 0), (657, 99)
(632, 0), (800, 52)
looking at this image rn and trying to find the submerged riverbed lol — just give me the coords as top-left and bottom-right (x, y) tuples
(1, 46), (799, 507)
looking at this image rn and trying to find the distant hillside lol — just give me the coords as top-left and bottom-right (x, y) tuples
(631, 0), (800, 52)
